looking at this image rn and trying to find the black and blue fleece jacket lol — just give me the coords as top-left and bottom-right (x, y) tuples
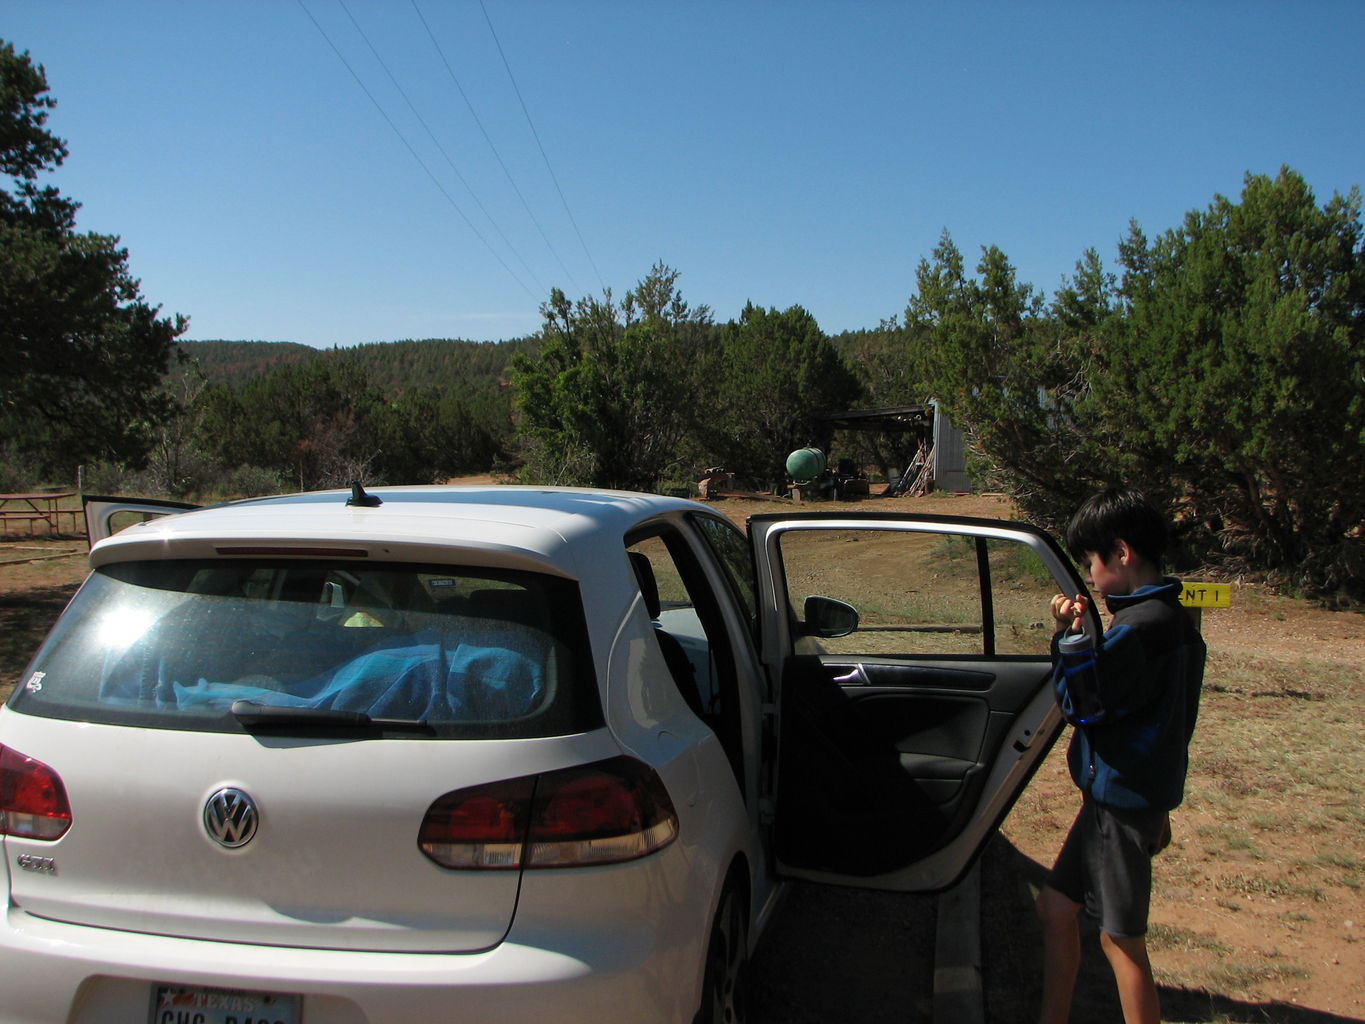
(1053, 578), (1206, 811)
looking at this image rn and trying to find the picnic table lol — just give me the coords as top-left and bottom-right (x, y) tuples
(0, 492), (81, 536)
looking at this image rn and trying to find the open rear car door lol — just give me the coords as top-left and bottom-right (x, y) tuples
(82, 495), (198, 545)
(751, 512), (1099, 892)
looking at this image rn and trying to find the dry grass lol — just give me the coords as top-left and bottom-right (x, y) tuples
(991, 634), (1365, 1022)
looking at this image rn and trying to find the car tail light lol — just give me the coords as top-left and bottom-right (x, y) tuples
(526, 759), (680, 868)
(418, 757), (678, 870)
(0, 745), (73, 841)
(417, 777), (535, 870)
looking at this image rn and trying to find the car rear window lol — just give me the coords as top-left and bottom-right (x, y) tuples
(9, 559), (602, 738)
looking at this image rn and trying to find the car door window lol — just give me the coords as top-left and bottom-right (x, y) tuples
(626, 528), (748, 793)
(690, 513), (759, 640)
(626, 534), (721, 719)
(776, 528), (1058, 657)
(13, 559), (602, 739)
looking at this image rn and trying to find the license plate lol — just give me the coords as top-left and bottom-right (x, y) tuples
(148, 984), (300, 1024)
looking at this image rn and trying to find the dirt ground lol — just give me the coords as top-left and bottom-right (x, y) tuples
(1, 485), (1361, 1022)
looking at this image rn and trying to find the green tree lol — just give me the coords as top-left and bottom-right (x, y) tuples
(1091, 169), (1365, 592)
(511, 263), (717, 489)
(369, 388), (500, 484)
(0, 41), (185, 474)
(906, 233), (1094, 519)
(143, 361), (217, 497)
(834, 318), (924, 410)
(717, 303), (861, 486)
(908, 171), (1364, 597)
(200, 360), (383, 491)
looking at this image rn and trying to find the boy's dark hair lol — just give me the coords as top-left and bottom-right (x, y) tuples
(1064, 487), (1168, 568)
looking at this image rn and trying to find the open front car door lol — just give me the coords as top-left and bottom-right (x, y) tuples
(82, 495), (198, 545)
(752, 512), (1095, 892)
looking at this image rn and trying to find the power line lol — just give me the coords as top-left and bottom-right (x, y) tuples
(296, 0), (539, 302)
(411, 0), (581, 295)
(478, 0), (605, 293)
(337, 0), (545, 296)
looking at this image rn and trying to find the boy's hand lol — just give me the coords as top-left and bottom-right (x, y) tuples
(1051, 592), (1089, 633)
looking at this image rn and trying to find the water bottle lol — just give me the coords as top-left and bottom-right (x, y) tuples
(1057, 631), (1106, 726)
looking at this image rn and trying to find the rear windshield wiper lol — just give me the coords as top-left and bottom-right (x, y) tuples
(230, 700), (432, 733)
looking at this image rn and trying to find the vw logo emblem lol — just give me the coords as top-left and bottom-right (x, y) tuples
(203, 788), (259, 849)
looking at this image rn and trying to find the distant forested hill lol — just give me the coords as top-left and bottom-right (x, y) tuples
(175, 337), (540, 394)
(176, 340), (319, 384)
(330, 338), (539, 395)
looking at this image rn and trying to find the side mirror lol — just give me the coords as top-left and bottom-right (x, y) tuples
(802, 595), (859, 638)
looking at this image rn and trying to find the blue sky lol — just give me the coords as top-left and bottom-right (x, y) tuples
(5, 1), (1363, 348)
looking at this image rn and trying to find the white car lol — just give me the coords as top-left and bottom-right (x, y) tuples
(0, 485), (1088, 1024)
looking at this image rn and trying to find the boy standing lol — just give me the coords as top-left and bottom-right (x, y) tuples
(1036, 488), (1206, 1024)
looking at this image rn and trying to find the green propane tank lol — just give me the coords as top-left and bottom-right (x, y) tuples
(785, 447), (826, 484)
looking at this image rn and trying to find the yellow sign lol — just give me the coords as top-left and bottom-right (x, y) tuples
(1180, 583), (1231, 608)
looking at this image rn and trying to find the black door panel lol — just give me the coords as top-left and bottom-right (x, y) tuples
(776, 653), (1052, 875)
(776, 655), (952, 876)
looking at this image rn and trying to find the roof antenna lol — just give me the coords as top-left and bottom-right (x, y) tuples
(346, 481), (382, 508)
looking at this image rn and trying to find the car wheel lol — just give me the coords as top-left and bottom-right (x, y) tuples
(697, 883), (748, 1024)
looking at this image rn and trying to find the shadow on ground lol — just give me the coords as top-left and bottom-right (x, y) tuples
(0, 582), (81, 692)
(981, 835), (1360, 1024)
(749, 882), (936, 1023)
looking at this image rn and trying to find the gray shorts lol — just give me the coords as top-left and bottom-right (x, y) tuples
(1047, 798), (1169, 938)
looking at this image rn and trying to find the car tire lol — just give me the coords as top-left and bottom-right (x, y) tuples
(696, 881), (748, 1024)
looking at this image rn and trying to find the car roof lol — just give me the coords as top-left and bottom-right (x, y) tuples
(88, 485), (709, 577)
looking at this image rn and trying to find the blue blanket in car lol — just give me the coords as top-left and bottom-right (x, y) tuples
(113, 628), (546, 722)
